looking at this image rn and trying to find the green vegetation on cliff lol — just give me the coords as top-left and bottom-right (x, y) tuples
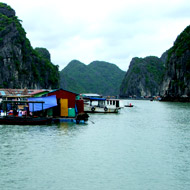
(60, 60), (126, 95)
(160, 25), (190, 100)
(167, 25), (190, 59)
(120, 56), (165, 97)
(35, 47), (51, 61)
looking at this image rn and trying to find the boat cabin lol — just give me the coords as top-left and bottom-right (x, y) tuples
(83, 97), (121, 113)
(106, 99), (121, 109)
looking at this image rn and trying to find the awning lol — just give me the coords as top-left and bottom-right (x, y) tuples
(86, 97), (106, 101)
(28, 95), (57, 112)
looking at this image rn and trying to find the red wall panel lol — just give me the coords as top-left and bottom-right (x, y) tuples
(48, 89), (77, 108)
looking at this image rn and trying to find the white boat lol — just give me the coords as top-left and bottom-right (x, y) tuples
(83, 97), (122, 113)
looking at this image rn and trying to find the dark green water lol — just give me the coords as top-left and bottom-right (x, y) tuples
(0, 100), (190, 190)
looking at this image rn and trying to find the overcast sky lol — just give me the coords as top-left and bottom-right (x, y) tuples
(3, 0), (190, 71)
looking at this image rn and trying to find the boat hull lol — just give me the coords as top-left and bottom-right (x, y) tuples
(0, 116), (52, 125)
(124, 105), (133, 107)
(84, 106), (119, 113)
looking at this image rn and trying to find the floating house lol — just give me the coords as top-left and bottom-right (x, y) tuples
(46, 88), (77, 117)
(46, 89), (87, 123)
(0, 88), (88, 124)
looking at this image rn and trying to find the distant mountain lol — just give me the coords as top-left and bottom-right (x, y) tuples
(120, 56), (165, 98)
(0, 3), (59, 89)
(160, 25), (190, 101)
(60, 60), (126, 95)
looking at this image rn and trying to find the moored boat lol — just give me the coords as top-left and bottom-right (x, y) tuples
(83, 97), (122, 113)
(0, 100), (53, 125)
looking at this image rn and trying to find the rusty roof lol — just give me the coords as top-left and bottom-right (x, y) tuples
(0, 89), (50, 97)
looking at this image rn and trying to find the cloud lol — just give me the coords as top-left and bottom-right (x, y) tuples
(3, 0), (190, 71)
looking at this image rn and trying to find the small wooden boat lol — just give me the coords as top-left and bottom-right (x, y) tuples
(124, 104), (134, 107)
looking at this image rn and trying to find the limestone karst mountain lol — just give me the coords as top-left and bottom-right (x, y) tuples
(0, 3), (59, 89)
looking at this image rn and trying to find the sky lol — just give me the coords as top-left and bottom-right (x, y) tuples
(2, 0), (190, 71)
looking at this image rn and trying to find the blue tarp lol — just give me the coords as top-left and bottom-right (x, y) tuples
(28, 95), (57, 112)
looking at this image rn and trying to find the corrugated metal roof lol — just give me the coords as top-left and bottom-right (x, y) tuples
(30, 90), (49, 95)
(0, 89), (51, 97)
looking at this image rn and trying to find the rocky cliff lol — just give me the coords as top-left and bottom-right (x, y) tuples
(0, 3), (59, 89)
(120, 56), (165, 98)
(160, 25), (190, 101)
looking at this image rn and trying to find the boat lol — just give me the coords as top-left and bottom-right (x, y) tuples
(124, 103), (134, 107)
(0, 100), (53, 125)
(83, 97), (122, 113)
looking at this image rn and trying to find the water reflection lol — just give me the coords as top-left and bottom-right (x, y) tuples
(56, 122), (87, 137)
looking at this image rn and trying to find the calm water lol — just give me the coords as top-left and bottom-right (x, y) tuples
(0, 100), (190, 190)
